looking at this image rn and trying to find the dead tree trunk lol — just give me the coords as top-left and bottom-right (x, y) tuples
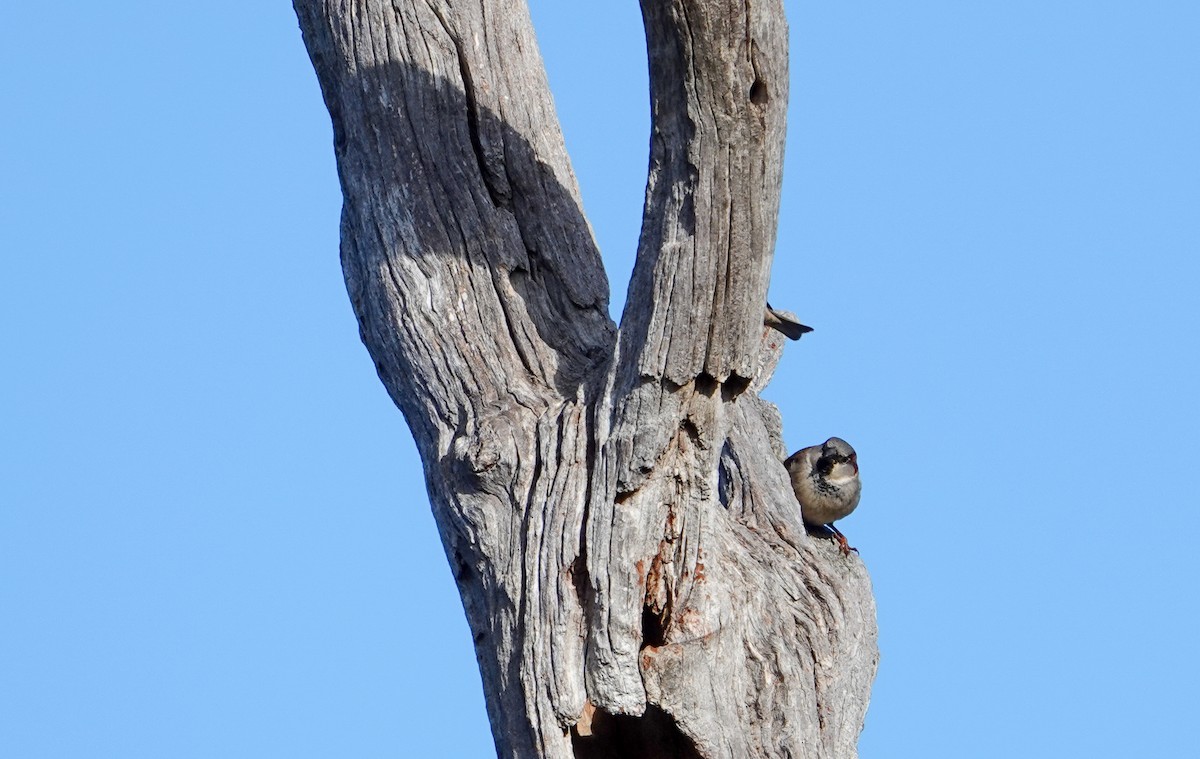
(293, 1), (878, 757)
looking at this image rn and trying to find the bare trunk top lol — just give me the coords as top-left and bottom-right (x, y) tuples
(293, 1), (878, 756)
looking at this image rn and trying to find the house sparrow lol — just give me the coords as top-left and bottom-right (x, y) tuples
(764, 303), (813, 340)
(785, 437), (861, 555)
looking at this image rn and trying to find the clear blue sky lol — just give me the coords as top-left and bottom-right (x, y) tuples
(3, 2), (1197, 757)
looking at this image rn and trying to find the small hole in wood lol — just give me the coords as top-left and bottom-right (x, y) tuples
(749, 79), (769, 105)
(641, 603), (667, 649)
(571, 704), (702, 759)
(722, 373), (751, 401)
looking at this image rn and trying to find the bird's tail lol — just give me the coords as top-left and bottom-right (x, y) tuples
(764, 304), (814, 340)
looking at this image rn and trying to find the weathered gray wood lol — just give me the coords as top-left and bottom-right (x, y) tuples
(293, 1), (877, 757)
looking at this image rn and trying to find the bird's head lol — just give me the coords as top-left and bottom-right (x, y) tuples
(819, 437), (858, 476)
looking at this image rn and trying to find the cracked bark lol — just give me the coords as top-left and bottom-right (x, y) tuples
(293, 1), (877, 757)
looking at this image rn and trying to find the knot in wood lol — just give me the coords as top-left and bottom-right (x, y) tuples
(449, 410), (528, 495)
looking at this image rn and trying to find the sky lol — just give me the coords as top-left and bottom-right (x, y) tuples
(2, 2), (1198, 757)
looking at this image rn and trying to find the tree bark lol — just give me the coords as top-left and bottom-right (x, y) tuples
(293, 1), (878, 757)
